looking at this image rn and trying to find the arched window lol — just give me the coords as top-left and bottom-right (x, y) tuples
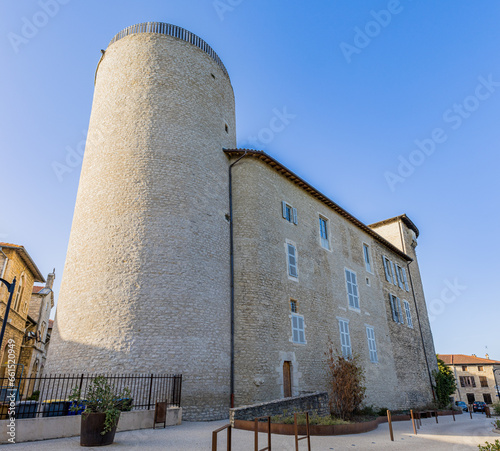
(13, 273), (25, 311)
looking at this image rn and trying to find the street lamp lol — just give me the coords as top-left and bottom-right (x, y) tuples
(0, 276), (17, 351)
(493, 368), (500, 402)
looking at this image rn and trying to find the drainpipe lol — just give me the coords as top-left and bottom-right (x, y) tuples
(228, 150), (248, 409)
(397, 221), (435, 400)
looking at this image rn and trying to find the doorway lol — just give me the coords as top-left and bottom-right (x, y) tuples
(283, 361), (292, 398)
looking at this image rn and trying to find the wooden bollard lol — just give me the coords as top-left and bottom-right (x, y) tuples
(452, 409), (455, 421)
(435, 410), (438, 424)
(469, 405), (473, 419)
(410, 410), (417, 435)
(387, 410), (394, 442)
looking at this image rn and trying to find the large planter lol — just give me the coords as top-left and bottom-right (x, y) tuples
(80, 412), (120, 447)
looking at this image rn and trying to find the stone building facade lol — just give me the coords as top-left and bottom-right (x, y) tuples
(46, 22), (438, 420)
(18, 270), (55, 384)
(0, 243), (45, 377)
(439, 354), (500, 406)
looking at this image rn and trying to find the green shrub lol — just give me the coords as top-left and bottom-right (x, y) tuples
(432, 357), (457, 409)
(355, 405), (378, 417)
(478, 439), (500, 451)
(493, 402), (500, 416)
(378, 407), (388, 416)
(492, 419), (500, 430)
(270, 412), (350, 426)
(26, 390), (39, 401)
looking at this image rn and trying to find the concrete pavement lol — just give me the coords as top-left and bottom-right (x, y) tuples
(6, 412), (499, 450)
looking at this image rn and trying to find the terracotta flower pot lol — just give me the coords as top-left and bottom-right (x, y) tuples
(80, 412), (120, 447)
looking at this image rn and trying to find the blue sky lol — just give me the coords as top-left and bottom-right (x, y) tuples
(1, 1), (499, 360)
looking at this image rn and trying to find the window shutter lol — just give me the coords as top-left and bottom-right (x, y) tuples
(288, 244), (298, 277)
(402, 268), (410, 291)
(293, 208), (298, 225)
(390, 294), (398, 322)
(383, 257), (391, 282)
(282, 201), (287, 219)
(397, 297), (404, 324)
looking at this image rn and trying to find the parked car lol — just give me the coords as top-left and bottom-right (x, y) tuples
(455, 401), (468, 412)
(473, 401), (487, 412)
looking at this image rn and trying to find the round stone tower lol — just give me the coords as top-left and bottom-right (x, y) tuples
(46, 23), (236, 420)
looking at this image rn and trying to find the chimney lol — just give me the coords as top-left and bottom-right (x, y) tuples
(472, 354), (476, 357)
(46, 268), (56, 290)
(486, 353), (490, 359)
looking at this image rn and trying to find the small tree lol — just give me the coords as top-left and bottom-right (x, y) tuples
(325, 342), (366, 420)
(432, 356), (457, 409)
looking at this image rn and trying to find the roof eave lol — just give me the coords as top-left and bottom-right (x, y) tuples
(224, 149), (413, 262)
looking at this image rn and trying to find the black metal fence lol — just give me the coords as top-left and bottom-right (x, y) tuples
(0, 373), (182, 420)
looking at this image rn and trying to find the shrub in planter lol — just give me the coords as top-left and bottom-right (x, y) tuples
(69, 376), (131, 447)
(492, 419), (500, 430)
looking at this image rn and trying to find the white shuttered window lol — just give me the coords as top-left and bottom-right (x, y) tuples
(366, 326), (378, 363)
(345, 269), (360, 309)
(338, 318), (352, 358)
(291, 314), (306, 344)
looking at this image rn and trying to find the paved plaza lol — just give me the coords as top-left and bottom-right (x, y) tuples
(8, 412), (499, 450)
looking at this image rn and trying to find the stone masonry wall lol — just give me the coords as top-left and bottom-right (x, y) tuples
(229, 392), (329, 424)
(231, 157), (435, 411)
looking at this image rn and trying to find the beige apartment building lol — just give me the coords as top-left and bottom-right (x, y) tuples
(0, 243), (45, 377)
(439, 354), (500, 405)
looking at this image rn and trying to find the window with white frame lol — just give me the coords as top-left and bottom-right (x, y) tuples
(403, 300), (413, 328)
(382, 256), (395, 284)
(291, 313), (306, 344)
(345, 269), (360, 309)
(319, 216), (329, 249)
(338, 318), (352, 358)
(363, 244), (372, 273)
(366, 326), (378, 363)
(389, 293), (404, 324)
(282, 201), (297, 225)
(383, 256), (409, 291)
(287, 243), (298, 278)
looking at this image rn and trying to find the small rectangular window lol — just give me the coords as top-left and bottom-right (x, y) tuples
(363, 244), (372, 273)
(287, 243), (298, 278)
(291, 313), (306, 344)
(282, 201), (297, 225)
(338, 318), (352, 358)
(366, 326), (378, 363)
(345, 269), (360, 309)
(479, 376), (488, 387)
(462, 365), (468, 372)
(478, 366), (484, 372)
(290, 299), (298, 313)
(403, 300), (413, 328)
(319, 217), (329, 249)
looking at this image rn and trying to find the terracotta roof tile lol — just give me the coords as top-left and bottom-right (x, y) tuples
(438, 354), (500, 365)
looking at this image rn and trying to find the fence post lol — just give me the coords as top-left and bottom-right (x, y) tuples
(469, 405), (473, 419)
(410, 410), (417, 434)
(452, 409), (455, 421)
(148, 374), (154, 410)
(387, 410), (394, 441)
(435, 410), (438, 424)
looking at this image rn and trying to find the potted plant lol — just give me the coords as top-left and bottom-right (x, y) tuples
(69, 376), (131, 447)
